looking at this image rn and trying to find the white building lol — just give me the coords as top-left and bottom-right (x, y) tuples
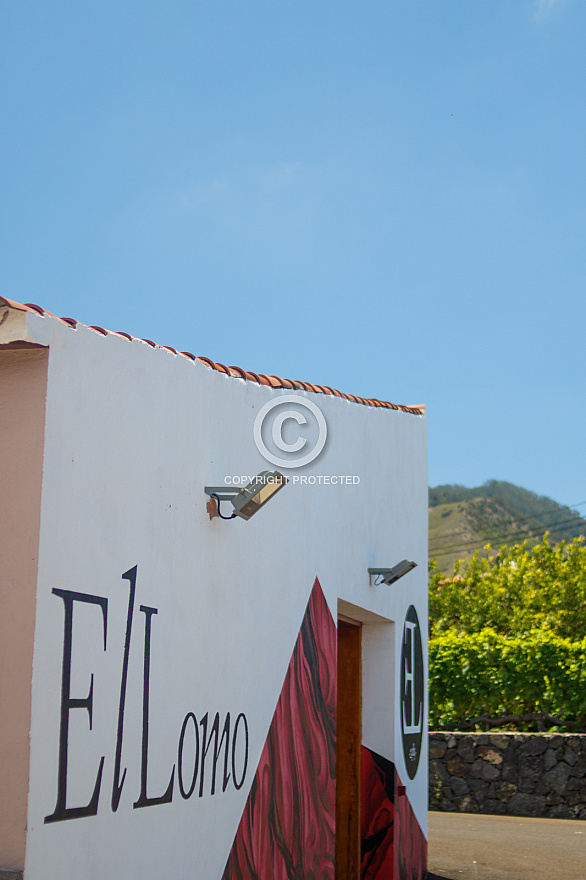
(0, 296), (428, 880)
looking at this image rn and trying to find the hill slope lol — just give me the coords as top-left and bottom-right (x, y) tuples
(429, 481), (586, 572)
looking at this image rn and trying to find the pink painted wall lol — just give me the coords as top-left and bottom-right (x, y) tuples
(0, 344), (48, 872)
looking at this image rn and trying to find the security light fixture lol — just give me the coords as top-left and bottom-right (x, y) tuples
(368, 560), (417, 586)
(205, 471), (288, 521)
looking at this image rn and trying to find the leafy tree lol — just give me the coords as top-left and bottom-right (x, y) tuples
(429, 535), (586, 639)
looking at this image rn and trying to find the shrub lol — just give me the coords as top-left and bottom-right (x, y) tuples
(429, 629), (586, 730)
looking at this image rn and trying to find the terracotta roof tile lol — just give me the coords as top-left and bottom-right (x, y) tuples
(23, 302), (48, 315)
(0, 297), (29, 311)
(0, 297), (424, 415)
(294, 380), (314, 392)
(227, 366), (247, 379)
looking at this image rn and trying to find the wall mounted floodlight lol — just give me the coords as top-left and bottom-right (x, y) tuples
(205, 471), (288, 521)
(368, 560), (417, 586)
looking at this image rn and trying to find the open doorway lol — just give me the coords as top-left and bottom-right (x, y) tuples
(336, 617), (362, 880)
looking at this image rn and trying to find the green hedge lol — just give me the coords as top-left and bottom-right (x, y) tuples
(429, 629), (586, 729)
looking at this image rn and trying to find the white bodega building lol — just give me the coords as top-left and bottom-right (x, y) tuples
(0, 296), (428, 880)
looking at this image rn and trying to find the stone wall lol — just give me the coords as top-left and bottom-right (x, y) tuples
(429, 732), (586, 819)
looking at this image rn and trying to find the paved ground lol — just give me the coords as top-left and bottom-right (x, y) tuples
(427, 811), (586, 880)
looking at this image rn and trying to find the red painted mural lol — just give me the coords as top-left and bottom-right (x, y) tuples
(360, 755), (427, 880)
(394, 772), (427, 880)
(360, 747), (395, 879)
(222, 578), (337, 880)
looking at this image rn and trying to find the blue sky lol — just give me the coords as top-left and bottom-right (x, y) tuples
(2, 1), (585, 505)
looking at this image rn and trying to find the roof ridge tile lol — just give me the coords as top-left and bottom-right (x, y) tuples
(0, 297), (423, 416)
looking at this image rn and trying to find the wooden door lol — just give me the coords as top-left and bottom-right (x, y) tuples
(336, 618), (362, 880)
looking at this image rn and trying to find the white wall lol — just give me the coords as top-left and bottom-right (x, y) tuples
(1, 307), (427, 880)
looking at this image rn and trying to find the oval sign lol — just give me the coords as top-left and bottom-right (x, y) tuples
(400, 604), (424, 779)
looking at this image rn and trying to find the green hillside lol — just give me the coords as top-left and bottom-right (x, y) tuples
(429, 480), (586, 572)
